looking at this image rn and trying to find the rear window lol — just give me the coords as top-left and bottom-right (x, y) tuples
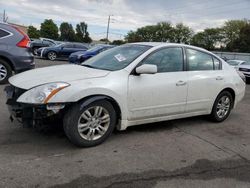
(0, 29), (10, 39)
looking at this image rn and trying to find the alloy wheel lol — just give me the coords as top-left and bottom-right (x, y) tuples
(33, 48), (38, 55)
(0, 64), (7, 81)
(77, 106), (110, 141)
(216, 96), (231, 119)
(48, 52), (57, 60)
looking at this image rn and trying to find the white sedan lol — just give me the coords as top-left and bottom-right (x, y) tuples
(237, 62), (250, 80)
(227, 60), (247, 68)
(5, 43), (246, 147)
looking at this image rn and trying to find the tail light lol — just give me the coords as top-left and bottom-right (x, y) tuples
(11, 25), (30, 48)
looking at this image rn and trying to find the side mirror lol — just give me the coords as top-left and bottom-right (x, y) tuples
(136, 64), (157, 75)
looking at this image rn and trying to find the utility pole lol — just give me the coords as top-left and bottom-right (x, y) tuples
(3, 10), (8, 23)
(106, 15), (112, 44)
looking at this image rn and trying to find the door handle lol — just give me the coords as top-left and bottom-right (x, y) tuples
(176, 80), (187, 86)
(216, 76), (223, 81)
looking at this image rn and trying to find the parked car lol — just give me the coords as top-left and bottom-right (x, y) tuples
(237, 62), (250, 82)
(30, 38), (58, 55)
(227, 60), (247, 68)
(37, 43), (88, 61)
(5, 43), (245, 147)
(0, 23), (34, 84)
(69, 44), (114, 64)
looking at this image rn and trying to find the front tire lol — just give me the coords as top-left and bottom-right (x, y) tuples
(210, 91), (233, 122)
(63, 100), (117, 147)
(0, 59), (12, 84)
(32, 47), (39, 56)
(47, 51), (57, 61)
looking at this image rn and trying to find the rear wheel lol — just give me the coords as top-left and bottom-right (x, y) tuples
(63, 100), (116, 147)
(32, 47), (39, 56)
(0, 59), (12, 84)
(47, 51), (57, 61)
(210, 91), (233, 122)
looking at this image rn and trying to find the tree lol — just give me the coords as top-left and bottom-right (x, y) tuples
(222, 20), (248, 51)
(191, 28), (223, 50)
(59, 22), (76, 41)
(27, 26), (40, 39)
(125, 22), (175, 42)
(230, 22), (250, 52)
(173, 23), (193, 44)
(99, 38), (110, 43)
(125, 30), (143, 42)
(111, 40), (125, 45)
(75, 22), (92, 43)
(154, 22), (175, 42)
(40, 19), (59, 40)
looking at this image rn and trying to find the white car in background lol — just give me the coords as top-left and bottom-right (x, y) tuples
(237, 61), (250, 81)
(5, 43), (246, 147)
(227, 60), (247, 68)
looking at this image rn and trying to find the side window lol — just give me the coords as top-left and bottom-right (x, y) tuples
(63, 44), (73, 48)
(187, 49), (214, 71)
(0, 29), (10, 39)
(74, 44), (86, 49)
(213, 57), (221, 70)
(43, 40), (54, 46)
(142, 47), (183, 73)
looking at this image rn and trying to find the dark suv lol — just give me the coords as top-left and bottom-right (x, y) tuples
(0, 23), (34, 84)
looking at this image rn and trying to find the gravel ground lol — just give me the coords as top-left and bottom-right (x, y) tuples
(0, 58), (250, 188)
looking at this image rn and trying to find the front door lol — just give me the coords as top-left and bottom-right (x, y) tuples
(128, 47), (188, 121)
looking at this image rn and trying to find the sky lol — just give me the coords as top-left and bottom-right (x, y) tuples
(0, 0), (250, 41)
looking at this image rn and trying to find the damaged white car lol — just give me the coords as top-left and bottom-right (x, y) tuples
(5, 43), (245, 147)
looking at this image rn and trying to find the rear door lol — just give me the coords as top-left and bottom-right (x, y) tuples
(185, 48), (224, 113)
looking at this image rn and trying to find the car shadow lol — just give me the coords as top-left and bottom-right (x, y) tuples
(0, 115), (212, 154)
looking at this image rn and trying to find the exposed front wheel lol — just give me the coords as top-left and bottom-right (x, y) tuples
(0, 59), (12, 84)
(210, 91), (233, 122)
(63, 100), (116, 147)
(47, 51), (57, 61)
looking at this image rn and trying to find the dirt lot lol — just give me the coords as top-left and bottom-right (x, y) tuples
(0, 58), (250, 188)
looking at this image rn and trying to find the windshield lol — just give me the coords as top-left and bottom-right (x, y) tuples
(81, 44), (152, 71)
(227, 60), (242, 66)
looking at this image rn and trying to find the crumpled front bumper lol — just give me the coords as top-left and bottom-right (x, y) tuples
(5, 85), (66, 127)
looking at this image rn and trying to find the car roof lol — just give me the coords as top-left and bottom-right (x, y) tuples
(131, 42), (212, 54)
